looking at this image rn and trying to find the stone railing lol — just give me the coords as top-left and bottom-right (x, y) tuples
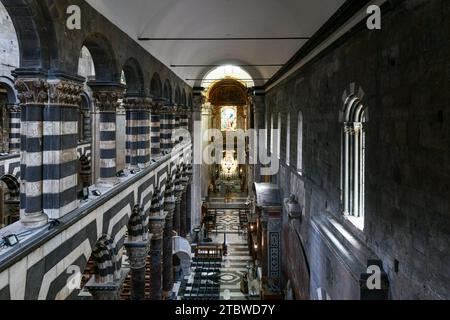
(0, 142), (192, 300)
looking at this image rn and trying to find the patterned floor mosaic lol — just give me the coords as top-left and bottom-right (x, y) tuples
(214, 211), (241, 234)
(178, 209), (255, 300)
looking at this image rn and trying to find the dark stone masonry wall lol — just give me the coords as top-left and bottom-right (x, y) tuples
(266, 0), (449, 300)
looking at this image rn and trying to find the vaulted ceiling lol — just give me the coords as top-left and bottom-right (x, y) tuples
(85, 0), (346, 87)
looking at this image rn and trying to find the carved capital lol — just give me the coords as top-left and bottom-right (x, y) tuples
(15, 78), (83, 107)
(15, 78), (49, 105)
(92, 87), (125, 112)
(7, 105), (21, 113)
(160, 104), (177, 115)
(164, 200), (176, 213)
(150, 102), (162, 114)
(48, 80), (83, 106)
(124, 242), (150, 269)
(124, 97), (153, 112)
(148, 217), (166, 240)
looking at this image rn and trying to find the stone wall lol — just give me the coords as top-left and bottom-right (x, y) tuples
(266, 0), (449, 300)
(0, 2), (18, 78)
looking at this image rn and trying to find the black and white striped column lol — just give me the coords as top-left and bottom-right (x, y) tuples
(124, 97), (150, 171)
(15, 78), (48, 228)
(90, 83), (125, 187)
(160, 106), (174, 154)
(150, 103), (161, 158)
(173, 168), (184, 235)
(179, 108), (190, 144)
(43, 79), (83, 219)
(181, 109), (189, 131)
(137, 99), (151, 168)
(162, 180), (176, 297)
(149, 189), (166, 300)
(8, 105), (21, 154)
(15, 77), (83, 225)
(174, 107), (180, 146)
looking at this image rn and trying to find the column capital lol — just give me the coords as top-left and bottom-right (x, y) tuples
(164, 199), (176, 213)
(124, 241), (151, 269)
(150, 102), (162, 114)
(15, 78), (83, 107)
(88, 82), (126, 112)
(160, 105), (178, 115)
(6, 104), (21, 113)
(149, 215), (166, 240)
(123, 96), (152, 111)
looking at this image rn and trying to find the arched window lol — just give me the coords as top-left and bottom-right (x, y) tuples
(78, 94), (91, 142)
(297, 111), (303, 174)
(270, 114), (274, 153)
(286, 113), (291, 166)
(78, 46), (96, 81)
(277, 113), (281, 159)
(342, 96), (367, 230)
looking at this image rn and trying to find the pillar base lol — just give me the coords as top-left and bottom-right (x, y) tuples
(20, 211), (48, 229)
(85, 268), (129, 300)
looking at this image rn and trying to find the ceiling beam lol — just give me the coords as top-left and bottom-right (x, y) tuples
(171, 64), (284, 68)
(138, 37), (310, 41)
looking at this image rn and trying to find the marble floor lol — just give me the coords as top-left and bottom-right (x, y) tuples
(178, 209), (256, 300)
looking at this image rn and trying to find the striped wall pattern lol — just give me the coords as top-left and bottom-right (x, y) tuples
(160, 107), (174, 154)
(150, 104), (161, 158)
(0, 143), (90, 183)
(8, 106), (21, 154)
(0, 143), (191, 300)
(0, 155), (20, 179)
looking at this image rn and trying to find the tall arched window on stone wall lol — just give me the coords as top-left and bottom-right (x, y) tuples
(277, 113), (281, 159)
(342, 96), (367, 230)
(78, 94), (92, 143)
(0, 83), (11, 153)
(286, 113), (291, 166)
(270, 114), (274, 153)
(297, 111), (303, 174)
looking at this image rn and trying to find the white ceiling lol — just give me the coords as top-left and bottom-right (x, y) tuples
(85, 0), (346, 87)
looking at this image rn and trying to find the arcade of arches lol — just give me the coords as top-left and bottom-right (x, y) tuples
(0, 0), (448, 301)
